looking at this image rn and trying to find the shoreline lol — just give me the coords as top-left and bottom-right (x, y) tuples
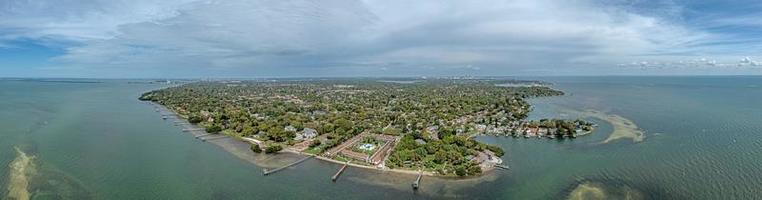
(567, 109), (645, 144)
(147, 101), (489, 178)
(312, 155), (440, 177)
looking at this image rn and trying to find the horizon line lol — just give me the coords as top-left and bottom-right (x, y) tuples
(3, 74), (762, 80)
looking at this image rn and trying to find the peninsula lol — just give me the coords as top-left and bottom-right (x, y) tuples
(139, 78), (594, 176)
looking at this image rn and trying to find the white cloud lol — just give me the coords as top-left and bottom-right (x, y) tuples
(741, 57), (752, 64)
(739, 57), (761, 67)
(0, 0), (197, 41)
(619, 55), (762, 71)
(0, 0), (734, 76)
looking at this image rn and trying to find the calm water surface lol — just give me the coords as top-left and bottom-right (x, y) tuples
(1, 77), (761, 199)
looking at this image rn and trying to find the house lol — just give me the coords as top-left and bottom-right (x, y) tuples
(284, 125), (297, 132)
(426, 126), (439, 140)
(465, 155), (475, 161)
(311, 110), (327, 116)
(302, 128), (318, 139)
(475, 124), (487, 133)
(539, 128), (549, 136)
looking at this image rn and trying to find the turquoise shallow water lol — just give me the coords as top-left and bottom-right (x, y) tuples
(1, 77), (762, 199)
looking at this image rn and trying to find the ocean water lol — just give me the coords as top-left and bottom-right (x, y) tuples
(1, 76), (761, 199)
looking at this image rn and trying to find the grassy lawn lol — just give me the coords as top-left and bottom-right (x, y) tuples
(333, 156), (348, 162)
(221, 129), (239, 138)
(303, 147), (322, 155)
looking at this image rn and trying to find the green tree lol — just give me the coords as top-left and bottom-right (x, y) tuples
(485, 145), (504, 157)
(455, 165), (467, 176)
(250, 143), (262, 153)
(265, 145), (283, 154)
(188, 115), (203, 124)
(206, 125), (222, 134)
(309, 140), (322, 148)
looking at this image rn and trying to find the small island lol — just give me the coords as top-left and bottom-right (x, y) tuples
(139, 79), (594, 177)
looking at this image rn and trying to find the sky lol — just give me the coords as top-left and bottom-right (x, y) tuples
(2, 0), (762, 78)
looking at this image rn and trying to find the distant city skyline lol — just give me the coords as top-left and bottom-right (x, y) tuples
(2, 0), (762, 78)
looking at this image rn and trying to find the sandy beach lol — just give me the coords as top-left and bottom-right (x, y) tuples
(558, 109), (645, 144)
(583, 110), (645, 144)
(311, 155), (440, 176)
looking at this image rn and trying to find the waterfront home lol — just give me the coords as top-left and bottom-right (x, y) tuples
(475, 124), (487, 132)
(539, 128), (548, 136)
(257, 131), (267, 137)
(302, 128), (318, 139)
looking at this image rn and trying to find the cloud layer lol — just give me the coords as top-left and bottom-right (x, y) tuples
(1, 0), (761, 77)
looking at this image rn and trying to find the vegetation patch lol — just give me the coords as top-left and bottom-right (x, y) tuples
(140, 79), (593, 176)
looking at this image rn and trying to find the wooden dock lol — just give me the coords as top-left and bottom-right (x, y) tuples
(183, 128), (204, 132)
(331, 162), (349, 182)
(495, 164), (510, 170)
(412, 172), (422, 190)
(262, 155), (314, 176)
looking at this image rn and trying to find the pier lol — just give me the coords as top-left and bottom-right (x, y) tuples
(495, 164), (510, 170)
(412, 171), (422, 190)
(331, 162), (349, 182)
(200, 135), (227, 142)
(183, 128), (204, 132)
(194, 133), (213, 138)
(262, 155), (314, 176)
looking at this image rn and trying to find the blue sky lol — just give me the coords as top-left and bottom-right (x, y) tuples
(1, 0), (762, 78)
